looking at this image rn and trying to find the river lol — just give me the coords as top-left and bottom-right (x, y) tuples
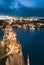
(0, 28), (44, 65)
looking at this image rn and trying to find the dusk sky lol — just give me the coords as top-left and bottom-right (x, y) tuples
(0, 0), (44, 17)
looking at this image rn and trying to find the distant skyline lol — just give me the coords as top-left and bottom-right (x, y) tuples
(0, 0), (44, 17)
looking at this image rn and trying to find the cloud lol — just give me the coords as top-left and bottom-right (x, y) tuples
(19, 0), (36, 7)
(0, 0), (44, 17)
(19, 0), (44, 8)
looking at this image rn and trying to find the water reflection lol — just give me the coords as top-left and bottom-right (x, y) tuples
(0, 30), (4, 41)
(0, 28), (44, 65)
(13, 28), (44, 65)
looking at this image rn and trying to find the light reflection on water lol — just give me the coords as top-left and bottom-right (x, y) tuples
(13, 28), (44, 65)
(0, 28), (44, 65)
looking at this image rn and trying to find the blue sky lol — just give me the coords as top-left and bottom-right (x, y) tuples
(0, 0), (44, 8)
(19, 0), (44, 8)
(0, 0), (44, 17)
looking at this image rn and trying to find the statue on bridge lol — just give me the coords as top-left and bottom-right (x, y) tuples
(0, 24), (25, 65)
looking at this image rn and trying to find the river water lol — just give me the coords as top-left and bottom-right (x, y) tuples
(0, 28), (44, 65)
